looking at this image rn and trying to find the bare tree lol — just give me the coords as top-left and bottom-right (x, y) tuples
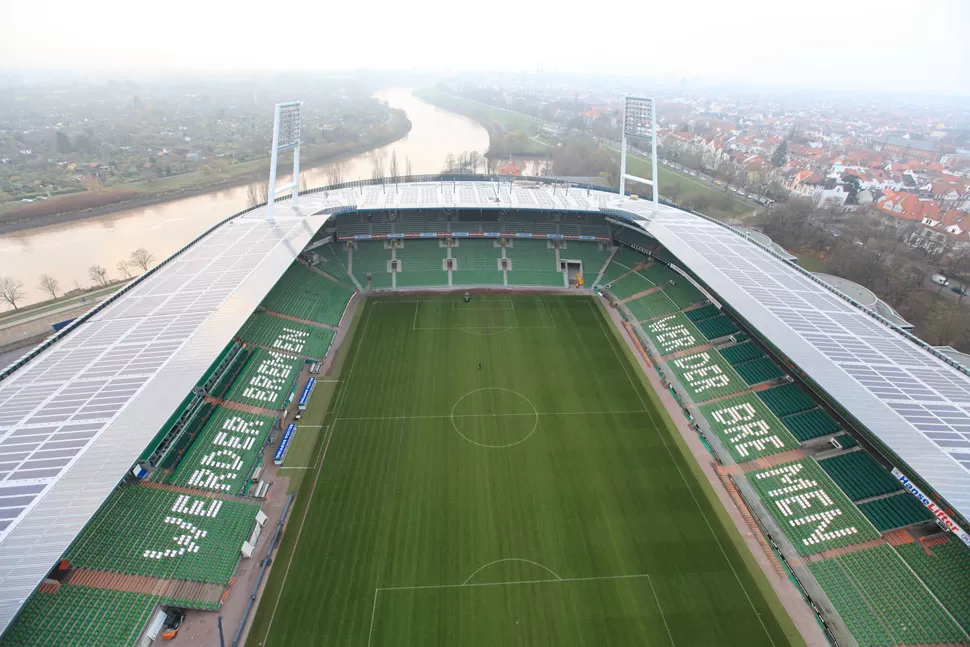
(324, 161), (346, 186)
(405, 157), (413, 176)
(299, 173), (308, 193)
(389, 151), (399, 178)
(38, 274), (59, 299)
(370, 149), (387, 179)
(88, 265), (109, 287)
(246, 182), (261, 207)
(129, 248), (155, 272)
(116, 260), (133, 280)
(0, 276), (26, 309)
(443, 154), (456, 173)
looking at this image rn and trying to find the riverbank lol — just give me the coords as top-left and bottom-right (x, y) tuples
(0, 111), (413, 235)
(413, 87), (549, 158)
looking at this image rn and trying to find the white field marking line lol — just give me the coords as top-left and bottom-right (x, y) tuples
(451, 387), (539, 449)
(380, 572), (653, 593)
(461, 558), (562, 585)
(588, 300), (777, 647)
(411, 300), (420, 331)
(262, 300), (376, 642)
(413, 324), (554, 330)
(334, 409), (647, 422)
(367, 588), (380, 647)
(648, 573), (677, 646)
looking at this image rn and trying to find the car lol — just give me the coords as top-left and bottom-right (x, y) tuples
(950, 285), (968, 295)
(932, 274), (949, 286)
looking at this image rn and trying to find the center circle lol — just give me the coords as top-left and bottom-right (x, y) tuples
(450, 388), (539, 448)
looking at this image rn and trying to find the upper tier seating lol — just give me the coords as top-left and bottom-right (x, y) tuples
(262, 263), (356, 325)
(685, 303), (721, 322)
(694, 314), (739, 340)
(609, 271), (655, 300)
(858, 492), (935, 531)
(624, 291), (680, 321)
(236, 312), (335, 359)
(818, 451), (903, 501)
(733, 356), (785, 385)
(720, 341), (764, 364)
(757, 383), (816, 418)
(780, 408), (840, 441)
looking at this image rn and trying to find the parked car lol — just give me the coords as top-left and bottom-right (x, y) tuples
(950, 284), (968, 296)
(932, 274), (949, 286)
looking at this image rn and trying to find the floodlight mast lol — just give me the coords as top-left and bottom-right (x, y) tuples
(266, 101), (303, 221)
(619, 96), (658, 204)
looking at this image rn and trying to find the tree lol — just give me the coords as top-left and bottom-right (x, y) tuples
(842, 175), (862, 203)
(88, 265), (109, 287)
(324, 161), (345, 186)
(0, 277), (26, 309)
(55, 131), (73, 154)
(443, 154), (456, 173)
(389, 151), (399, 178)
(38, 274), (59, 299)
(116, 260), (132, 280)
(405, 157), (413, 176)
(129, 248), (155, 271)
(664, 182), (683, 203)
(770, 140), (788, 167)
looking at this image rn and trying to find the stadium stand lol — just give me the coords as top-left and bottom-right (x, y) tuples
(559, 242), (611, 282)
(746, 458), (881, 555)
(65, 485), (260, 584)
(624, 291), (680, 321)
(504, 240), (564, 287)
(638, 312), (706, 355)
(694, 314), (739, 340)
(451, 240), (503, 286)
(168, 408), (274, 495)
(896, 537), (970, 632)
(235, 312), (335, 359)
(224, 348), (302, 410)
(818, 451), (903, 501)
(733, 356), (786, 385)
(612, 246), (647, 268)
(720, 341), (765, 365)
(156, 401), (216, 472)
(685, 303), (721, 322)
(351, 242), (393, 289)
(598, 261), (630, 286)
(780, 408), (841, 441)
(757, 383), (816, 418)
(661, 277), (705, 308)
(858, 493), (935, 531)
(0, 586), (157, 647)
(395, 241), (448, 287)
(311, 243), (353, 284)
(698, 393), (799, 461)
(609, 271), (655, 300)
(833, 432), (859, 448)
(262, 263), (356, 325)
(209, 347), (252, 400)
(809, 545), (966, 646)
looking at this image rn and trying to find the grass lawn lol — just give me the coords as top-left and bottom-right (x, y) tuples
(415, 88), (542, 135)
(607, 147), (752, 222)
(246, 294), (801, 646)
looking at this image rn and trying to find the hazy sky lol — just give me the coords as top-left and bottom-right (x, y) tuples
(1, 0), (968, 95)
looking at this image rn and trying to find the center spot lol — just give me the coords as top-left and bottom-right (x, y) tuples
(451, 388), (539, 448)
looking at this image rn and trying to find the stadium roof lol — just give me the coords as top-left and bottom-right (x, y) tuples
(0, 209), (330, 631)
(3, 176), (970, 632)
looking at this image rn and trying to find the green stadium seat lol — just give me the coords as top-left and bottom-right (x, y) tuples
(858, 493), (935, 531)
(351, 242), (393, 288)
(311, 243), (353, 283)
(685, 303), (720, 322)
(733, 357), (785, 385)
(262, 263), (356, 325)
(451, 240), (503, 286)
(896, 537), (970, 632)
(396, 241), (448, 287)
(756, 383), (816, 417)
(505, 240), (563, 287)
(624, 291), (680, 321)
(720, 341), (765, 365)
(818, 451), (903, 501)
(780, 408), (840, 441)
(694, 314), (739, 340)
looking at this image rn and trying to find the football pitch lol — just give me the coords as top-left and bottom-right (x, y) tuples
(247, 294), (800, 646)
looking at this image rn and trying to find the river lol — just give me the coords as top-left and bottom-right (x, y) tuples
(0, 88), (492, 307)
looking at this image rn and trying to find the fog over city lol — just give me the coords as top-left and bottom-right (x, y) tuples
(2, 0), (969, 95)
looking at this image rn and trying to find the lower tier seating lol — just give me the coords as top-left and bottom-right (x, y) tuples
(504, 240), (563, 286)
(0, 586), (157, 647)
(624, 291), (679, 321)
(818, 451), (902, 501)
(685, 303), (720, 322)
(236, 312), (335, 359)
(452, 240), (503, 286)
(896, 537), (970, 633)
(396, 241), (447, 286)
(833, 432), (859, 448)
(351, 243), (393, 289)
(65, 485), (260, 585)
(559, 242), (610, 282)
(611, 246), (646, 268)
(224, 348), (302, 410)
(609, 270), (655, 300)
(720, 341), (764, 364)
(311, 243), (353, 283)
(809, 545), (966, 646)
(858, 492), (935, 531)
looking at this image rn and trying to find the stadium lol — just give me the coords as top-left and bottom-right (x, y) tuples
(1, 120), (970, 646)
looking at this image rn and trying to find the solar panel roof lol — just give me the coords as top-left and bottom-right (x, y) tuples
(0, 209), (330, 631)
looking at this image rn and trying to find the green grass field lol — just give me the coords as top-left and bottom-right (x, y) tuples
(247, 294), (800, 646)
